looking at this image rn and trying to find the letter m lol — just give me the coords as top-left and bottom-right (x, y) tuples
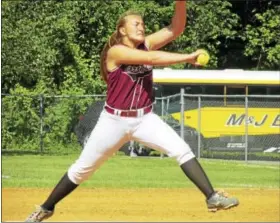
(226, 114), (245, 126)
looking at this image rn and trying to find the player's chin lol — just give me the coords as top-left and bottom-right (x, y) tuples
(134, 36), (145, 43)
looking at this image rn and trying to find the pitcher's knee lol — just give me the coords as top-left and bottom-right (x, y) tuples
(67, 151), (110, 185)
(176, 150), (195, 165)
(168, 142), (195, 165)
(67, 165), (94, 185)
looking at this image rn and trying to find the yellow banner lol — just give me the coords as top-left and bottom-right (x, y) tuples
(171, 107), (280, 138)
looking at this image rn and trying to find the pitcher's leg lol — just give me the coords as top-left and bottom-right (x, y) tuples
(133, 113), (195, 164)
(47, 110), (128, 207)
(133, 113), (239, 211)
(25, 111), (129, 222)
(133, 113), (214, 197)
(41, 173), (77, 211)
(68, 110), (129, 184)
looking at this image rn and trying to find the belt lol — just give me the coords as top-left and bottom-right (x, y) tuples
(104, 105), (152, 117)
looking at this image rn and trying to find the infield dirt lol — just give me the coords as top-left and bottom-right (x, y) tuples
(2, 188), (279, 222)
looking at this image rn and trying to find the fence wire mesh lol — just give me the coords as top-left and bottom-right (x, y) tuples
(1, 94), (41, 153)
(198, 95), (247, 160)
(1, 94), (106, 154)
(1, 93), (280, 161)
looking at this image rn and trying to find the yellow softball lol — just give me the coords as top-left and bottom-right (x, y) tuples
(197, 50), (210, 66)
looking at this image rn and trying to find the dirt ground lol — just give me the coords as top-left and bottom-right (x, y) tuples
(2, 188), (279, 222)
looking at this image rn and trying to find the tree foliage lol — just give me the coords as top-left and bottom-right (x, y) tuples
(243, 5), (280, 70)
(1, 0), (279, 152)
(2, 0), (279, 94)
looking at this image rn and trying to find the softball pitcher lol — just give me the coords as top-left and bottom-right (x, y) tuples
(25, 1), (239, 221)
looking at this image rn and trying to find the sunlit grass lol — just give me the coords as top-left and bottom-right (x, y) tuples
(2, 155), (279, 188)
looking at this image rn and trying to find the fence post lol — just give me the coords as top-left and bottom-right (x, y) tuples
(39, 94), (44, 154)
(198, 95), (201, 159)
(180, 88), (185, 140)
(160, 97), (165, 159)
(245, 95), (248, 163)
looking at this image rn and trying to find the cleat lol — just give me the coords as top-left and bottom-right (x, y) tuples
(25, 205), (54, 222)
(206, 191), (239, 212)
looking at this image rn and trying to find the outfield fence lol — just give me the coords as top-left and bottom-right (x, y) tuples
(1, 92), (280, 161)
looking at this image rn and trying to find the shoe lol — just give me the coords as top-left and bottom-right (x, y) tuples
(206, 191), (239, 212)
(25, 205), (54, 222)
(130, 151), (138, 157)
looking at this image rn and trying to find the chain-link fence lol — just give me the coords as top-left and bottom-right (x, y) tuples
(1, 94), (106, 154)
(2, 93), (280, 161)
(156, 92), (280, 162)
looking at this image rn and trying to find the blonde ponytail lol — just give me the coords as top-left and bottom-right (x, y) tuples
(100, 32), (120, 83)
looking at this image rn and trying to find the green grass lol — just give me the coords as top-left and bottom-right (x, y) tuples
(2, 154), (279, 189)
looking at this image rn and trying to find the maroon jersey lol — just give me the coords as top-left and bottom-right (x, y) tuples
(106, 42), (154, 110)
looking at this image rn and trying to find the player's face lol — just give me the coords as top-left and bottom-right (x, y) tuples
(122, 15), (145, 44)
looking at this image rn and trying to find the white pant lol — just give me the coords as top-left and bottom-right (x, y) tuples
(68, 110), (195, 184)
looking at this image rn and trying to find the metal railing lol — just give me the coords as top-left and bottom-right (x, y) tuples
(2, 92), (280, 161)
(154, 92), (280, 162)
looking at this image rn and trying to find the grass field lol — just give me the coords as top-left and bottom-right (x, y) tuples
(2, 154), (279, 189)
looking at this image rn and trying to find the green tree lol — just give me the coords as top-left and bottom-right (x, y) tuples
(2, 0), (279, 153)
(243, 5), (280, 70)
